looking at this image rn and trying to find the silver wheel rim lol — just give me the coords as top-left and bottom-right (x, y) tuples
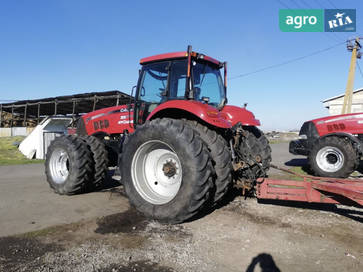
(49, 148), (70, 184)
(316, 146), (344, 173)
(131, 140), (182, 205)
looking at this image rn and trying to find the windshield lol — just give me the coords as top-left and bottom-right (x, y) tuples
(192, 61), (225, 108)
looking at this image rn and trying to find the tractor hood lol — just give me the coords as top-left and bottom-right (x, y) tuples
(310, 112), (363, 136)
(220, 105), (261, 127)
(310, 112), (363, 124)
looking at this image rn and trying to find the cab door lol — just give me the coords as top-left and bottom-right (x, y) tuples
(134, 61), (170, 125)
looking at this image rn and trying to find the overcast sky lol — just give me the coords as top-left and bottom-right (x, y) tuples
(0, 0), (362, 131)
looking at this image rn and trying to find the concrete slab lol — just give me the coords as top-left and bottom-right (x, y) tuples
(0, 164), (128, 237)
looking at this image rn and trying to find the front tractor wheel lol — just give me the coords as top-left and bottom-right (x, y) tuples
(237, 126), (271, 180)
(120, 118), (214, 224)
(309, 136), (358, 178)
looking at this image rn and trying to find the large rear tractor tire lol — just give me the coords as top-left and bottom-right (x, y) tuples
(238, 126), (271, 180)
(120, 118), (214, 224)
(185, 120), (232, 205)
(45, 135), (94, 195)
(309, 136), (358, 178)
(81, 135), (109, 189)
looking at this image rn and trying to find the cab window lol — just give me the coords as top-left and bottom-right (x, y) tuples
(138, 61), (169, 103)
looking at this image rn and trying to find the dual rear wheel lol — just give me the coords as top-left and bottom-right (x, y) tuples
(120, 118), (214, 223)
(45, 135), (109, 195)
(120, 118), (271, 223)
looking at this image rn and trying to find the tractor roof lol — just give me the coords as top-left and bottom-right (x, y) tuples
(140, 51), (221, 66)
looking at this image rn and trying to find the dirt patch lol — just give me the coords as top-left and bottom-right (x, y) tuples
(0, 236), (62, 271)
(100, 260), (174, 272)
(112, 234), (148, 249)
(223, 199), (292, 228)
(95, 208), (148, 234)
(145, 221), (192, 242)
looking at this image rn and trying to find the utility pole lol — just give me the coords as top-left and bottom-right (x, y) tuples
(341, 37), (361, 114)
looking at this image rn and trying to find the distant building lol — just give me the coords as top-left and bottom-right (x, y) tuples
(0, 90), (131, 137)
(322, 87), (363, 115)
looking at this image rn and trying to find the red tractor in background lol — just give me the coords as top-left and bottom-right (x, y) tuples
(45, 46), (271, 223)
(290, 113), (363, 178)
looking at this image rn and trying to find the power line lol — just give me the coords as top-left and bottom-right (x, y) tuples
(276, 0), (342, 43)
(300, 0), (313, 9)
(229, 41), (345, 80)
(313, 0), (325, 9)
(298, 0), (341, 42)
(357, 62), (363, 79)
(325, 0), (337, 9)
(289, 0), (303, 9)
(276, 0), (291, 9)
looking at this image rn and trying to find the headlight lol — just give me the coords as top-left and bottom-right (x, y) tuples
(298, 134), (307, 140)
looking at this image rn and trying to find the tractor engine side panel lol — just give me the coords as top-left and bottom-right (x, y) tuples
(79, 105), (134, 136)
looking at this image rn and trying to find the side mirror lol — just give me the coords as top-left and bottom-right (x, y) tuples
(130, 86), (136, 97)
(128, 86), (136, 110)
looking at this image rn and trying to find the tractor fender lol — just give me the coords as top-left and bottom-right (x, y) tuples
(319, 132), (363, 154)
(220, 105), (260, 127)
(146, 100), (231, 128)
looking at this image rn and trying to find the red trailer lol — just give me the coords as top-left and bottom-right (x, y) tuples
(257, 165), (363, 206)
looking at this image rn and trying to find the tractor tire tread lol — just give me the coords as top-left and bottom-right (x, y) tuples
(120, 118), (214, 224)
(185, 120), (233, 204)
(81, 135), (109, 189)
(309, 136), (358, 178)
(45, 135), (94, 195)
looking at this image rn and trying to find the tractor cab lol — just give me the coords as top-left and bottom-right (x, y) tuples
(134, 46), (227, 125)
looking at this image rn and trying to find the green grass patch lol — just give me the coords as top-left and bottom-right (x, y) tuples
(19, 221), (83, 239)
(269, 166), (309, 181)
(19, 225), (61, 238)
(0, 136), (44, 165)
(289, 166), (309, 176)
(268, 139), (289, 144)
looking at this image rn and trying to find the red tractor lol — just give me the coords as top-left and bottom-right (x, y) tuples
(45, 46), (271, 223)
(290, 113), (363, 178)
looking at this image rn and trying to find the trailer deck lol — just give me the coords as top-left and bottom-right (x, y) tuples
(257, 165), (363, 206)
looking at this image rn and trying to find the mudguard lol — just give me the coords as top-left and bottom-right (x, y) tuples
(146, 100), (231, 128)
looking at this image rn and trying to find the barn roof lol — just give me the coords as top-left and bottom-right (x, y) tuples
(0, 90), (132, 118)
(322, 87), (363, 103)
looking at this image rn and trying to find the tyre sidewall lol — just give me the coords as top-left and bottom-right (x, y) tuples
(309, 137), (356, 178)
(239, 126), (271, 178)
(46, 137), (74, 194)
(45, 136), (91, 194)
(121, 120), (207, 222)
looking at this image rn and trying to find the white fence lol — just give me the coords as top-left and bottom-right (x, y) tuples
(0, 127), (34, 137)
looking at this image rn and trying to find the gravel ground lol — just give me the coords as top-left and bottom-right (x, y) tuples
(0, 142), (362, 272)
(0, 187), (362, 272)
